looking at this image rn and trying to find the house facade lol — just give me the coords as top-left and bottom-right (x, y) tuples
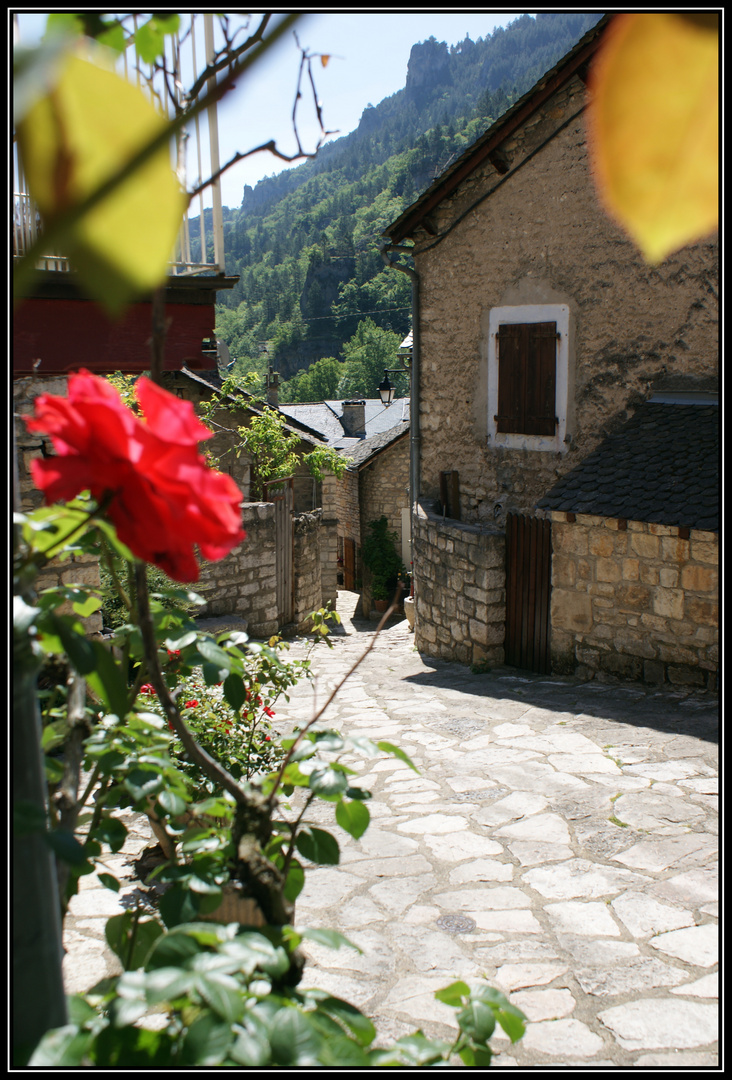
(383, 16), (718, 687)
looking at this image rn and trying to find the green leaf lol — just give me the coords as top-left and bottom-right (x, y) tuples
(157, 790), (187, 817)
(71, 592), (102, 618)
(296, 827), (340, 865)
(377, 741), (419, 772)
(45, 828), (89, 867)
(86, 639), (130, 718)
(223, 672), (247, 711)
(90, 815), (127, 853)
(181, 1010), (233, 1066)
(134, 14), (181, 63)
(196, 637), (233, 670)
(335, 797), (370, 839)
(105, 912), (164, 971)
(269, 1008), (323, 1066)
(495, 1004), (527, 1043)
(49, 613), (97, 674)
(230, 1026), (270, 1067)
(98, 873), (120, 892)
(319, 1002), (375, 1048)
(142, 965), (195, 1005)
(457, 1000), (496, 1043)
(283, 858), (305, 902)
(434, 980), (470, 1007)
(308, 766), (348, 797)
(318, 1034), (371, 1067)
(300, 927), (361, 953)
(145, 925), (205, 969)
(194, 972), (245, 1023)
(27, 1025), (94, 1067)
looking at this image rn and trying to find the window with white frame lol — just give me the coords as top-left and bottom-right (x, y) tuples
(487, 303), (570, 452)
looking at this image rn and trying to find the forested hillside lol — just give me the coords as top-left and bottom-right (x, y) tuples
(204, 13), (602, 399)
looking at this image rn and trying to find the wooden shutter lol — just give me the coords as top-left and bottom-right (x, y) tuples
(496, 322), (557, 436)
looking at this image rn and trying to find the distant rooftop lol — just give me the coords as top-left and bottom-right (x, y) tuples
(537, 401), (718, 532)
(278, 398), (410, 450)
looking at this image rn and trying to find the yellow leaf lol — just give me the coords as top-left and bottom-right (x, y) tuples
(17, 51), (186, 313)
(320, 54), (330, 68)
(588, 13), (718, 263)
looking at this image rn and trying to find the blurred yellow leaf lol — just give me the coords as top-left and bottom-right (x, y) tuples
(588, 13), (718, 263)
(16, 52), (186, 314)
(321, 54), (330, 68)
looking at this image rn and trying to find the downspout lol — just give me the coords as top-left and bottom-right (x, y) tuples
(380, 243), (420, 516)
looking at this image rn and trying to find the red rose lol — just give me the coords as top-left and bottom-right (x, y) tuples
(139, 684), (155, 695)
(184, 700), (199, 710)
(24, 370), (246, 582)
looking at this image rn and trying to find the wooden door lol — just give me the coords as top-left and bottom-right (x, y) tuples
(505, 512), (552, 674)
(264, 477), (294, 626)
(343, 537), (356, 591)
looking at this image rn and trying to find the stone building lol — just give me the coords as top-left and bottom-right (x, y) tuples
(382, 15), (718, 687)
(341, 425), (411, 613)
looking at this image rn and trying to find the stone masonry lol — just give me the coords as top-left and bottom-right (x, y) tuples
(293, 510), (323, 633)
(195, 502), (277, 637)
(409, 78), (717, 525)
(550, 513), (718, 690)
(412, 501), (505, 667)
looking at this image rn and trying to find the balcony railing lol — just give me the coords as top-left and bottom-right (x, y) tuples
(13, 13), (225, 278)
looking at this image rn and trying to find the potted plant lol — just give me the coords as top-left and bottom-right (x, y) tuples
(361, 516), (405, 613)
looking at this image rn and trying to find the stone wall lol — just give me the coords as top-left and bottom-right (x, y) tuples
(550, 512), (718, 689)
(412, 501), (505, 666)
(293, 510), (323, 632)
(324, 467), (360, 587)
(195, 502), (278, 638)
(359, 435), (410, 558)
(411, 76), (718, 526)
(358, 435), (411, 613)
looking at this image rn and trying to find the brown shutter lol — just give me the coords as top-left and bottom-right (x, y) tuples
(496, 323), (525, 433)
(496, 322), (557, 436)
(524, 322), (557, 436)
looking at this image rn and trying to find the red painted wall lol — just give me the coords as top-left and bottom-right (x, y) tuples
(13, 296), (217, 375)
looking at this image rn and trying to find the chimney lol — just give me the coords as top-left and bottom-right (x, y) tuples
(266, 366), (279, 407)
(341, 400), (366, 437)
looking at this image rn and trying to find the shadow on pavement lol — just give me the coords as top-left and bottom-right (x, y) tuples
(402, 659), (718, 745)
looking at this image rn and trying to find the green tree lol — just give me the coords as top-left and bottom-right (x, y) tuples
(338, 318), (407, 399)
(280, 356), (343, 402)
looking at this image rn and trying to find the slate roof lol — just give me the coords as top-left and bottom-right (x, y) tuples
(537, 403), (719, 532)
(278, 398), (410, 449)
(340, 422), (410, 468)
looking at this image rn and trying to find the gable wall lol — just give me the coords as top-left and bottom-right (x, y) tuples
(412, 77), (718, 525)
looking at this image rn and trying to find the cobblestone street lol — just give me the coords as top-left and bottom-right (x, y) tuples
(63, 593), (719, 1067)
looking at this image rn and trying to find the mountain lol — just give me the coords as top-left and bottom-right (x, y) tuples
(202, 13), (603, 391)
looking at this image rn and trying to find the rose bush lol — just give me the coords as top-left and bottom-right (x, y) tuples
(24, 370), (246, 582)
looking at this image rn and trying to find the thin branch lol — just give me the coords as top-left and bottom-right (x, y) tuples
(13, 12), (301, 300)
(133, 562), (250, 809)
(266, 589), (403, 809)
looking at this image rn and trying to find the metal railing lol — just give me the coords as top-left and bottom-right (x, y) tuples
(13, 13), (225, 278)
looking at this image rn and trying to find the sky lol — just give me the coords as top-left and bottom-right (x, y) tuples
(14, 11), (534, 209)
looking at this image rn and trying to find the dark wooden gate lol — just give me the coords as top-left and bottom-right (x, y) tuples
(505, 513), (552, 674)
(343, 537), (356, 591)
(264, 477), (294, 626)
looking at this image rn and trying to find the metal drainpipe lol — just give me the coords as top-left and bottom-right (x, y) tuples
(380, 244), (420, 517)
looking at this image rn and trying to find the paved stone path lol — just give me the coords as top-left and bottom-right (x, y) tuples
(63, 593), (718, 1067)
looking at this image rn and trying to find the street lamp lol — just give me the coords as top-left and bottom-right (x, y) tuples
(378, 370), (395, 406)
